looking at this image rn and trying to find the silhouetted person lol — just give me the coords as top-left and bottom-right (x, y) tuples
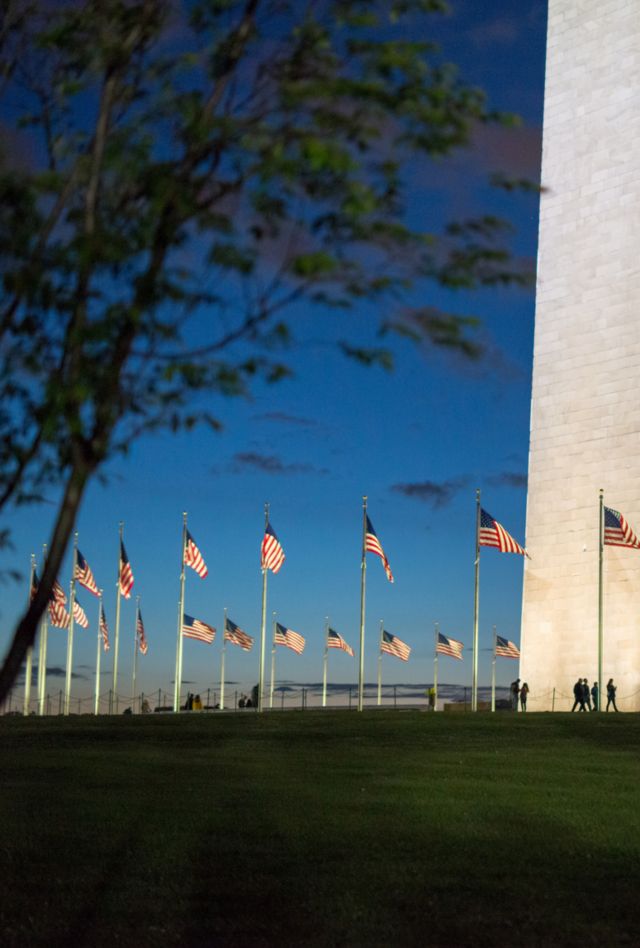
(590, 681), (599, 711)
(510, 679), (520, 711)
(606, 678), (619, 712)
(238, 695), (245, 709)
(582, 678), (591, 711)
(571, 678), (585, 711)
(520, 682), (529, 711)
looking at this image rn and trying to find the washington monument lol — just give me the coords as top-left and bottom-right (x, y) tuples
(520, 0), (640, 710)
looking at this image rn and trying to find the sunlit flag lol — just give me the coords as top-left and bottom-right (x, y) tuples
(72, 600), (89, 628)
(327, 628), (354, 657)
(182, 613), (216, 644)
(184, 529), (208, 578)
(261, 521), (285, 573)
(51, 580), (67, 603)
(75, 550), (99, 596)
(380, 629), (410, 661)
(49, 599), (70, 628)
(495, 635), (520, 659)
(137, 608), (148, 655)
(436, 632), (464, 660)
(274, 622), (305, 654)
(119, 540), (134, 598)
(365, 516), (394, 582)
(99, 603), (110, 652)
(604, 507), (640, 549)
(479, 508), (526, 555)
(224, 617), (254, 651)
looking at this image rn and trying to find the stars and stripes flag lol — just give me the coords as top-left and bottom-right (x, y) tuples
(49, 599), (70, 628)
(72, 600), (89, 628)
(48, 579), (70, 627)
(75, 550), (100, 597)
(119, 540), (134, 599)
(327, 628), (354, 657)
(479, 508), (526, 555)
(184, 530), (208, 578)
(182, 613), (216, 644)
(436, 632), (464, 660)
(99, 602), (110, 652)
(365, 516), (394, 582)
(261, 521), (285, 573)
(604, 506), (640, 549)
(137, 608), (148, 655)
(224, 617), (254, 651)
(495, 635), (520, 659)
(51, 579), (66, 603)
(274, 622), (305, 654)
(380, 629), (411, 661)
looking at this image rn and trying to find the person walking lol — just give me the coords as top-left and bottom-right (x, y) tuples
(582, 678), (592, 711)
(590, 681), (599, 712)
(510, 679), (520, 711)
(606, 678), (619, 712)
(571, 678), (584, 712)
(519, 682), (529, 712)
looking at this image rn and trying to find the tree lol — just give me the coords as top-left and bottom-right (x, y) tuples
(0, 0), (531, 701)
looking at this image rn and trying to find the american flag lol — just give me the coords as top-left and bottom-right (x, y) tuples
(365, 516), (394, 582)
(381, 629), (411, 661)
(261, 521), (285, 573)
(184, 530), (208, 578)
(274, 622), (305, 654)
(51, 579), (67, 603)
(436, 632), (464, 660)
(224, 617), (254, 651)
(72, 599), (89, 628)
(604, 506), (640, 549)
(48, 599), (70, 628)
(327, 628), (354, 657)
(48, 579), (70, 627)
(182, 613), (216, 644)
(119, 540), (134, 599)
(99, 602), (110, 652)
(479, 508), (526, 555)
(75, 550), (100, 597)
(495, 635), (520, 659)
(137, 608), (148, 655)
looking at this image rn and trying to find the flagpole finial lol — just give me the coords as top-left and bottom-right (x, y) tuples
(476, 487), (481, 500)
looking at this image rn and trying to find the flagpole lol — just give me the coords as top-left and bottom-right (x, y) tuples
(322, 617), (329, 708)
(111, 522), (124, 714)
(433, 621), (439, 709)
(132, 597), (140, 714)
(598, 488), (604, 711)
(269, 611), (276, 709)
(377, 619), (384, 706)
(358, 495), (368, 712)
(23, 554), (36, 716)
(174, 512), (187, 712)
(491, 625), (497, 713)
(64, 532), (78, 716)
(258, 502), (269, 713)
(219, 607), (227, 710)
(37, 544), (48, 716)
(94, 593), (103, 715)
(472, 489), (481, 713)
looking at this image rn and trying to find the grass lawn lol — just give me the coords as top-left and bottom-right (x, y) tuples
(1, 711), (640, 947)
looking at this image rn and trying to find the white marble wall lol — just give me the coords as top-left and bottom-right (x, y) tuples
(521, 0), (640, 710)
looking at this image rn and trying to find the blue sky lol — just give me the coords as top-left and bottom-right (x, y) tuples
(1, 0), (548, 705)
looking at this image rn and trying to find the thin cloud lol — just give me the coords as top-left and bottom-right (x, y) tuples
(252, 411), (319, 428)
(231, 452), (327, 476)
(487, 472), (528, 489)
(391, 477), (469, 509)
